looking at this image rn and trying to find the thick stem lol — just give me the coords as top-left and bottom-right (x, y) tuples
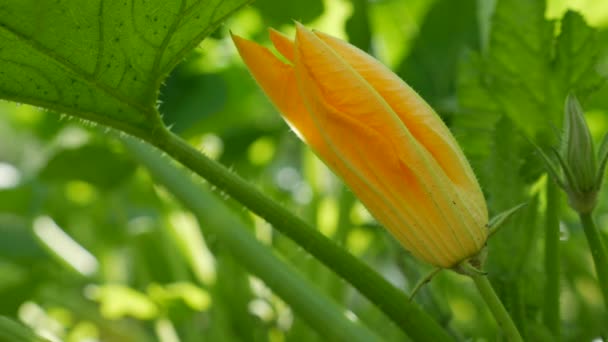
(124, 137), (382, 342)
(543, 181), (560, 336)
(471, 274), (523, 342)
(579, 212), (608, 311)
(152, 128), (453, 341)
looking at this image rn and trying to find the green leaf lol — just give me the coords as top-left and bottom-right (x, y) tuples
(458, 2), (606, 143)
(488, 202), (528, 237)
(479, 0), (555, 138)
(0, 0), (250, 138)
(345, 0), (372, 53)
(0, 216), (46, 260)
(40, 143), (136, 188)
(0, 316), (49, 342)
(597, 133), (608, 189)
(0, 185), (36, 217)
(90, 284), (159, 320)
(398, 0), (479, 108)
(253, 0), (323, 26)
(554, 11), (606, 97)
(159, 59), (227, 134)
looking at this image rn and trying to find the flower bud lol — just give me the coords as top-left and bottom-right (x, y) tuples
(563, 94), (597, 190)
(232, 25), (488, 268)
(548, 93), (604, 213)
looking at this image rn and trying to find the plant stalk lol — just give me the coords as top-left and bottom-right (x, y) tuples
(579, 212), (608, 311)
(124, 137), (382, 342)
(152, 128), (453, 341)
(471, 274), (523, 342)
(543, 181), (561, 336)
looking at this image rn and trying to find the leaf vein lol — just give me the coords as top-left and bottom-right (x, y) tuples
(0, 21), (151, 115)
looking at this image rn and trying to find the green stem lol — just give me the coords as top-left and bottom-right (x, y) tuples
(471, 274), (523, 342)
(579, 212), (608, 311)
(151, 128), (453, 341)
(124, 137), (382, 342)
(543, 181), (560, 336)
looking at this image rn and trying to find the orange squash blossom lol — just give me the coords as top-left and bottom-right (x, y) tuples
(232, 24), (488, 268)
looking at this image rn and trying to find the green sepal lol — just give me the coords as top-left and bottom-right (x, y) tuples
(408, 268), (442, 301)
(562, 94), (597, 191)
(551, 147), (579, 193)
(531, 142), (566, 189)
(453, 259), (487, 277)
(596, 133), (608, 190)
(488, 202), (527, 238)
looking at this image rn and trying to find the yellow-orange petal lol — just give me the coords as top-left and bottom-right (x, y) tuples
(269, 28), (295, 63)
(293, 24), (436, 198)
(300, 27), (487, 251)
(235, 26), (488, 267)
(231, 34), (314, 144)
(313, 31), (487, 227)
(293, 24), (475, 266)
(232, 32), (440, 263)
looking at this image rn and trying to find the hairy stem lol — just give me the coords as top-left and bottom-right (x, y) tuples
(579, 212), (608, 311)
(543, 181), (561, 336)
(152, 127), (453, 341)
(124, 137), (382, 342)
(471, 274), (523, 342)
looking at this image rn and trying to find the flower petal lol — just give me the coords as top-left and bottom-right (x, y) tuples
(269, 28), (295, 63)
(293, 24), (480, 266)
(232, 33), (442, 263)
(314, 31), (487, 223)
(305, 29), (487, 249)
(231, 34), (316, 145)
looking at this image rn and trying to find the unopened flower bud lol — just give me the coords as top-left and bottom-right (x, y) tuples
(558, 94), (599, 213)
(232, 25), (488, 268)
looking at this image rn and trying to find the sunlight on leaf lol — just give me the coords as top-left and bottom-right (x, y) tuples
(148, 282), (212, 311)
(88, 284), (158, 320)
(0, 0), (251, 137)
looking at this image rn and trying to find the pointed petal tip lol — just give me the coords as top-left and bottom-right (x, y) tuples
(231, 34), (272, 63)
(269, 28), (295, 63)
(230, 32), (249, 50)
(294, 21), (312, 38)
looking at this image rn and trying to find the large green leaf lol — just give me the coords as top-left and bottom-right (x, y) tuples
(398, 0), (479, 110)
(0, 0), (250, 137)
(457, 1), (606, 143)
(0, 316), (49, 342)
(40, 143), (136, 188)
(253, 0), (323, 26)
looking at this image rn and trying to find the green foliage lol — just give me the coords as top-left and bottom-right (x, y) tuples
(455, 0), (608, 340)
(458, 1), (606, 143)
(40, 144), (136, 188)
(398, 0), (479, 109)
(253, 0), (324, 26)
(0, 0), (608, 341)
(0, 316), (49, 342)
(0, 0), (249, 137)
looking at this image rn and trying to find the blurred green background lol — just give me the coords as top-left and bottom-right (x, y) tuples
(1, 0), (608, 341)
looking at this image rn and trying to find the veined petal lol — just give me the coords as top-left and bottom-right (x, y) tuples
(293, 24), (427, 176)
(231, 34), (315, 145)
(314, 31), (486, 219)
(269, 28), (295, 63)
(320, 103), (468, 266)
(302, 28), (487, 250)
(233, 25), (489, 268)
(293, 25), (478, 266)
(232, 33), (439, 263)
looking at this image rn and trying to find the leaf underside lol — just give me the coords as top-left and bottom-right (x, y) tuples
(0, 0), (250, 137)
